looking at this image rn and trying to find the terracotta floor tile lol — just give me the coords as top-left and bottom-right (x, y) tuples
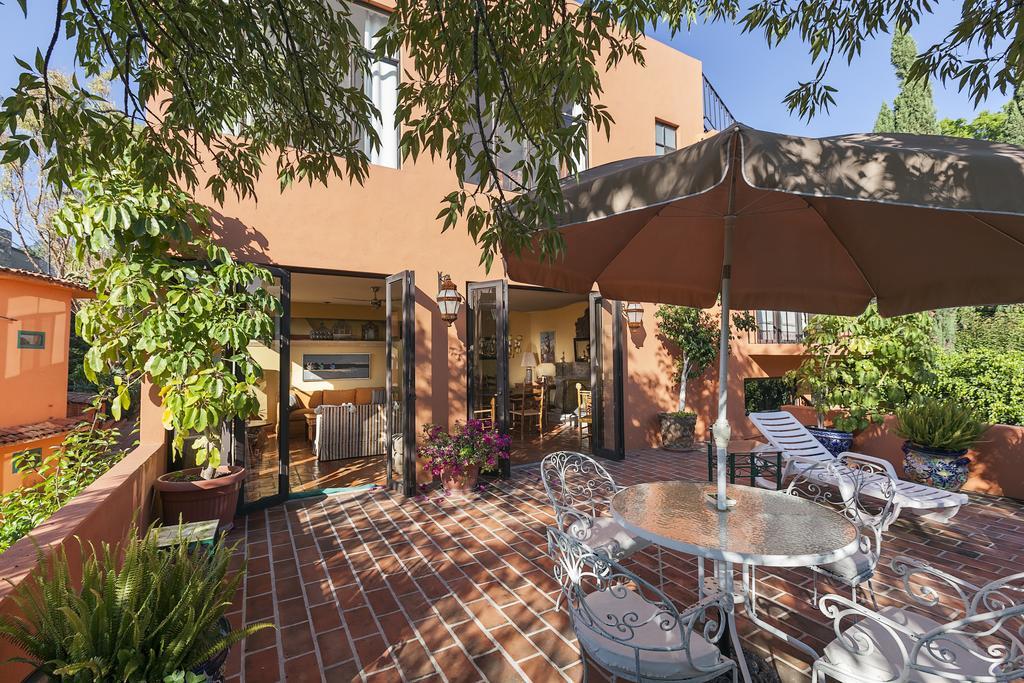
(472, 650), (525, 683)
(244, 645), (281, 683)
(392, 638), (438, 679)
(321, 659), (359, 683)
(527, 629), (579, 668)
(282, 652), (321, 682)
(316, 628), (353, 667)
(280, 623), (315, 659)
(519, 653), (567, 682)
(488, 624), (542, 662)
(432, 646), (481, 682)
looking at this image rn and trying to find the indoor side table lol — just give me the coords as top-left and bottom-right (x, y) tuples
(610, 481), (859, 683)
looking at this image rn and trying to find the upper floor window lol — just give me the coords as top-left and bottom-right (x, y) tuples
(562, 103), (588, 173)
(753, 310), (810, 344)
(655, 121), (677, 156)
(352, 5), (399, 169)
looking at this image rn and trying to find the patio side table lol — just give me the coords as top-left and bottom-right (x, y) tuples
(705, 441), (784, 490)
(611, 481), (860, 683)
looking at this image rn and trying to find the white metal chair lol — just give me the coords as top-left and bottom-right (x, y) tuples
(749, 410), (969, 526)
(546, 527), (737, 683)
(540, 451), (653, 563)
(785, 455), (899, 609)
(812, 556), (1024, 682)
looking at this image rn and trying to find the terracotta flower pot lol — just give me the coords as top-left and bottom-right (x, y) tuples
(439, 464), (479, 496)
(156, 465), (245, 531)
(658, 412), (697, 451)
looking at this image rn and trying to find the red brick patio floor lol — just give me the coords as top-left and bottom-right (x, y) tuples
(222, 448), (1024, 683)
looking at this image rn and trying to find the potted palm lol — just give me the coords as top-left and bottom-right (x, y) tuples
(1, 526), (272, 682)
(896, 398), (987, 492)
(419, 420), (511, 495)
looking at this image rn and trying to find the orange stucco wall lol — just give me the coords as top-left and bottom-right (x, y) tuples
(0, 432), (67, 494)
(0, 276), (76, 428)
(160, 31), (710, 460)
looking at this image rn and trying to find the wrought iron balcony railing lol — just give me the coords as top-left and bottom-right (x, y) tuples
(703, 76), (736, 133)
(748, 311), (810, 344)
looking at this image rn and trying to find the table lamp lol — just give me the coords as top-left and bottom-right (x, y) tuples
(521, 351), (537, 383)
(536, 362), (557, 381)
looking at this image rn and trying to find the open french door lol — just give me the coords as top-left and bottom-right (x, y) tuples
(466, 279), (510, 477)
(386, 271), (417, 496)
(231, 265), (291, 511)
(589, 293), (625, 460)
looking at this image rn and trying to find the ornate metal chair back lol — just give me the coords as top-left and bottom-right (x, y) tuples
(540, 451), (619, 519)
(544, 526), (733, 681)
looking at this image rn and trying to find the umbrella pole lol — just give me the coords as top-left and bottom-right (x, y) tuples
(713, 213), (736, 511)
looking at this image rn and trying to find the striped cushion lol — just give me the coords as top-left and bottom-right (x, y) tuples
(314, 404), (389, 460)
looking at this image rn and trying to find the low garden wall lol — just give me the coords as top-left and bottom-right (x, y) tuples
(0, 387), (167, 678)
(779, 404), (1024, 500)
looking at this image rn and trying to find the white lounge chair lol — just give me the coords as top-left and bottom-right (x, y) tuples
(748, 410), (968, 526)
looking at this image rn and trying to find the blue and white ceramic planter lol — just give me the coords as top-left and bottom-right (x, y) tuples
(807, 426), (854, 457)
(902, 441), (971, 492)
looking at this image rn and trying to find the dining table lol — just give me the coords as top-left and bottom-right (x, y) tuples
(610, 480), (860, 683)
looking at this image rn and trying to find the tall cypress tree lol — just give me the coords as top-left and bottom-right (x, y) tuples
(1003, 87), (1024, 145)
(889, 30), (941, 135)
(873, 102), (895, 133)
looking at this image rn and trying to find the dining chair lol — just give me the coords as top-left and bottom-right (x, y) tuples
(812, 556), (1024, 683)
(471, 396), (497, 431)
(576, 382), (592, 448)
(510, 382), (545, 440)
(785, 454), (899, 609)
(545, 526), (737, 683)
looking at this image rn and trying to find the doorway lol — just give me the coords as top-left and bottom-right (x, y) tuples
(466, 282), (624, 468)
(236, 268), (416, 509)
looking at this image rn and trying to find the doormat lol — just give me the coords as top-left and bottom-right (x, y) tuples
(290, 483), (383, 499)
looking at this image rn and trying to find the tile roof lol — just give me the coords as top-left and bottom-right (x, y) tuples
(0, 265), (93, 297)
(0, 416), (85, 447)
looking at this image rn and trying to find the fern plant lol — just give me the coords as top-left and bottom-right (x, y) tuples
(0, 527), (272, 682)
(895, 398), (987, 453)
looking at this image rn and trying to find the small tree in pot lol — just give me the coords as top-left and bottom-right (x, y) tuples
(419, 420), (511, 495)
(896, 398), (987, 492)
(655, 305), (755, 450)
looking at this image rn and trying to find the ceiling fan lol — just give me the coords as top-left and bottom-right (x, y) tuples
(322, 285), (384, 309)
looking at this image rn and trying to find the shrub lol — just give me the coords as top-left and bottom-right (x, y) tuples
(931, 349), (1024, 426)
(0, 527), (271, 681)
(895, 398), (987, 452)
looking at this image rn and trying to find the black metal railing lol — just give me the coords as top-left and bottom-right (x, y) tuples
(703, 75), (736, 133)
(748, 311), (810, 344)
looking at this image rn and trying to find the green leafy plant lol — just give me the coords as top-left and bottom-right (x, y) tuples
(0, 394), (124, 554)
(655, 305), (756, 411)
(0, 526), (271, 682)
(931, 349), (1024, 426)
(895, 398), (987, 453)
(57, 158), (280, 478)
(789, 302), (936, 433)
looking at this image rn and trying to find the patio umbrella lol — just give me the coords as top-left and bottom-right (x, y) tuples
(503, 124), (1024, 511)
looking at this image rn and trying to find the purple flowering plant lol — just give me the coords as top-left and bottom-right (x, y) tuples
(418, 419), (511, 477)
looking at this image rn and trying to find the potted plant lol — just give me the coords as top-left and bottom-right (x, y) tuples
(655, 305), (755, 450)
(419, 420), (511, 495)
(895, 398), (987, 492)
(1, 526), (272, 682)
(789, 303), (935, 455)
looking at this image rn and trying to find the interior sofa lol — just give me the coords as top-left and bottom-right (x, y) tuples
(288, 388), (385, 441)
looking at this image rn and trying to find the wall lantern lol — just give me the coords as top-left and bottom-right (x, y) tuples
(436, 274), (463, 326)
(624, 302), (645, 329)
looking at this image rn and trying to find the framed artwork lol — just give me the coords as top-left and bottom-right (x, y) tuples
(573, 337), (591, 362)
(17, 330), (45, 349)
(539, 331), (555, 363)
(302, 353), (371, 381)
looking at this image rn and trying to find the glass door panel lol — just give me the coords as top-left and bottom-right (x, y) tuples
(467, 280), (509, 476)
(237, 268), (290, 508)
(590, 293), (624, 459)
(386, 271), (416, 496)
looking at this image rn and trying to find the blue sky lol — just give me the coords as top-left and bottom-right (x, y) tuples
(0, 2), (1010, 139)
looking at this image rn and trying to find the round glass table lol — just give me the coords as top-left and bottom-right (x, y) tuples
(611, 481), (860, 682)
